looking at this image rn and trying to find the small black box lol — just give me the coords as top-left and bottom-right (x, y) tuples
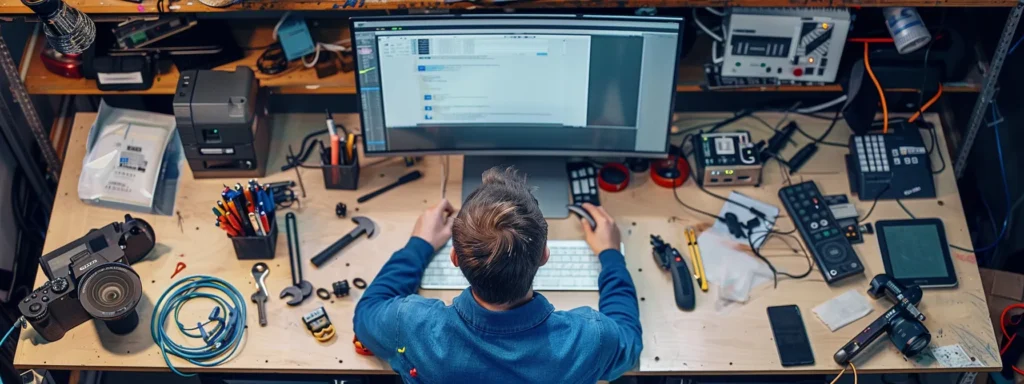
(93, 54), (155, 91)
(320, 149), (359, 190)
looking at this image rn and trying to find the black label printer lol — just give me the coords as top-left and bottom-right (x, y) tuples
(173, 66), (270, 178)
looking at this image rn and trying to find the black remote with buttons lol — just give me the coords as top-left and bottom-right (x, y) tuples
(567, 162), (600, 206)
(778, 181), (864, 284)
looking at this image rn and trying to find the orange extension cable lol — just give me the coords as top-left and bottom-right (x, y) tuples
(863, 42), (888, 134)
(908, 84), (944, 123)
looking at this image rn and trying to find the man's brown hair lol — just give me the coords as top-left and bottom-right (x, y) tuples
(452, 167), (548, 304)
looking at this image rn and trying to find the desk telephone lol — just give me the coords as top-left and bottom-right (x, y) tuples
(845, 124), (936, 201)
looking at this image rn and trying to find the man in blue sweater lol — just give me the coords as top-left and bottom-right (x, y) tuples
(353, 168), (642, 383)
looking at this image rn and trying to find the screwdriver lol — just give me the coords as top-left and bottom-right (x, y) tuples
(357, 171), (423, 203)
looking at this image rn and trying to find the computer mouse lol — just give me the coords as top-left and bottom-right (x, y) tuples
(566, 205), (597, 230)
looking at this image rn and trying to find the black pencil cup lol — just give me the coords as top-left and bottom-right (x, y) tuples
(320, 149), (359, 190)
(231, 221), (278, 260)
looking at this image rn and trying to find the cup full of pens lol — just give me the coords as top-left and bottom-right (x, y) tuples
(215, 179), (278, 260)
(321, 110), (359, 190)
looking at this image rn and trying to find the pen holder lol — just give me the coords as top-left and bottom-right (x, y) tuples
(320, 149), (360, 190)
(231, 221), (278, 260)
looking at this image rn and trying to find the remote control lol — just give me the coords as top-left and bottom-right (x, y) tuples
(778, 181), (864, 284)
(567, 162), (600, 206)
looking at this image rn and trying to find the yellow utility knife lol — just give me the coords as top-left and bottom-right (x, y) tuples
(685, 227), (708, 292)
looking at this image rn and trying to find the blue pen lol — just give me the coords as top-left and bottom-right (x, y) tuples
(258, 201), (273, 225)
(256, 189), (268, 212)
(265, 188), (275, 213)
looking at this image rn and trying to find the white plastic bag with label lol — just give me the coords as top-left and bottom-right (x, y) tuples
(79, 101), (177, 212)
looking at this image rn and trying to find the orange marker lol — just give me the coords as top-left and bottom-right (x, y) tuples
(222, 209), (242, 232)
(331, 135), (341, 166)
(218, 221), (239, 237)
(217, 200), (230, 216)
(326, 109), (340, 166)
(227, 200), (241, 219)
(243, 188), (255, 213)
(217, 215), (230, 229)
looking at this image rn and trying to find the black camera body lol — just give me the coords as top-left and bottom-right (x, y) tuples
(834, 274), (931, 365)
(19, 215), (155, 342)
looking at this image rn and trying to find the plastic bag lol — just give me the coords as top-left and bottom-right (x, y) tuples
(78, 101), (181, 215)
(698, 231), (775, 309)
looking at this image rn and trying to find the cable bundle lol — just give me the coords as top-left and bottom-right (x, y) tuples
(151, 276), (247, 376)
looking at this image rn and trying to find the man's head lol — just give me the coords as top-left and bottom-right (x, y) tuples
(451, 167), (548, 305)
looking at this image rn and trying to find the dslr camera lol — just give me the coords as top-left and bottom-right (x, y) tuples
(19, 215), (155, 342)
(834, 274), (931, 365)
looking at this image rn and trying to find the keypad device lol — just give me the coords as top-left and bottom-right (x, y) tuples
(778, 181), (864, 284)
(845, 125), (935, 201)
(567, 162), (600, 206)
(854, 135), (890, 173)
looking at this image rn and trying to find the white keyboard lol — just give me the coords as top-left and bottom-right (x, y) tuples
(421, 240), (619, 291)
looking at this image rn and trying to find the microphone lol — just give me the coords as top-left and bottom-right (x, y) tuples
(22, 0), (95, 54)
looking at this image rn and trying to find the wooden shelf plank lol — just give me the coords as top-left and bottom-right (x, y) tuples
(22, 24), (355, 95)
(20, 23), (982, 95)
(0, 0), (1015, 15)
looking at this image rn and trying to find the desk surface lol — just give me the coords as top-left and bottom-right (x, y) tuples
(15, 112), (999, 375)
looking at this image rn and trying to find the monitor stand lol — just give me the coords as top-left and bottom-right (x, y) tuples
(462, 156), (569, 219)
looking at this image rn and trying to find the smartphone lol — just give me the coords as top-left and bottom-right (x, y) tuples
(767, 305), (815, 366)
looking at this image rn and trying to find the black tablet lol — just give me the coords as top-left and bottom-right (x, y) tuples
(876, 219), (958, 288)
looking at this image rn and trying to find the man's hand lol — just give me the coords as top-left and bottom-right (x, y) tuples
(412, 199), (456, 251)
(580, 203), (621, 254)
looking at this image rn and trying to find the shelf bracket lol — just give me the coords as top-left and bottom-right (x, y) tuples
(954, 0), (1024, 178)
(0, 26), (56, 211)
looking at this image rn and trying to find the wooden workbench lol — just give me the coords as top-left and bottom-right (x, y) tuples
(15, 112), (999, 376)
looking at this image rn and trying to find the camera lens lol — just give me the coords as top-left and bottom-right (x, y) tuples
(77, 263), (143, 335)
(889, 317), (931, 357)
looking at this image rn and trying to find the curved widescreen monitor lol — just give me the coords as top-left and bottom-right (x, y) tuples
(351, 14), (683, 158)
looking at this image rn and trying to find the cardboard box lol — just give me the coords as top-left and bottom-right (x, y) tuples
(980, 268), (1024, 344)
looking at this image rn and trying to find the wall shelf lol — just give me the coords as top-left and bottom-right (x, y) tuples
(0, 0), (1016, 16)
(18, 22), (984, 96)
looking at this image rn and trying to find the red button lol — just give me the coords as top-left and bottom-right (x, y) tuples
(410, 368), (418, 378)
(675, 257), (682, 262)
(793, 68), (804, 77)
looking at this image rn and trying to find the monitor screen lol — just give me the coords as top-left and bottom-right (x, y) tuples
(351, 15), (683, 157)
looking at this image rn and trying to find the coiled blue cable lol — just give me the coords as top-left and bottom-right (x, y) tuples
(150, 275), (247, 376)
